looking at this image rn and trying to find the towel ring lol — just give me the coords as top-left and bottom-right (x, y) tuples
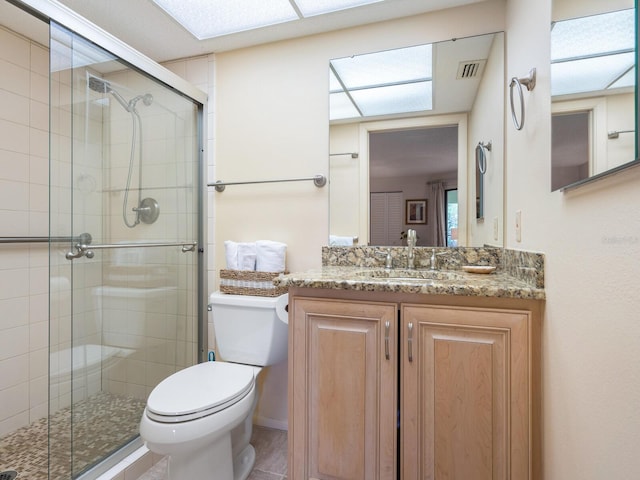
(475, 141), (491, 175)
(509, 68), (536, 130)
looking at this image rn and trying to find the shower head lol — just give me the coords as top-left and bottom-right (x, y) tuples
(88, 75), (152, 112)
(88, 75), (130, 111)
(88, 75), (111, 94)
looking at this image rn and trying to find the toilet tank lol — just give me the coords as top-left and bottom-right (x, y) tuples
(209, 291), (288, 366)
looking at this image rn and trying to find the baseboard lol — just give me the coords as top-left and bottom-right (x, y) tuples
(254, 415), (288, 431)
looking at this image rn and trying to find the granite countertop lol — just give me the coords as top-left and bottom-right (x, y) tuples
(275, 266), (544, 300)
(274, 246), (546, 300)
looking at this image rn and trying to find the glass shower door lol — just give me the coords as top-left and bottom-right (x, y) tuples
(49, 22), (201, 478)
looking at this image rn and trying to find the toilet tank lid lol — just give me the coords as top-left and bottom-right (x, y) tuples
(209, 291), (285, 308)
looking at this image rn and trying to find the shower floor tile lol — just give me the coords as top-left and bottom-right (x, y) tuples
(0, 392), (146, 480)
(1, 406), (287, 480)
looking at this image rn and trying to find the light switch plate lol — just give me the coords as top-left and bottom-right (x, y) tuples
(493, 217), (499, 241)
(515, 210), (522, 242)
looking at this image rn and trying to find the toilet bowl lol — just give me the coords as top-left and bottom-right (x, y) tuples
(139, 291), (288, 480)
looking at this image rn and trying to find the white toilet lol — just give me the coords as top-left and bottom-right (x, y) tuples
(139, 291), (289, 480)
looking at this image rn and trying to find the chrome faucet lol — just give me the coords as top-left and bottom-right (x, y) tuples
(429, 248), (437, 270)
(376, 249), (393, 269)
(406, 229), (417, 269)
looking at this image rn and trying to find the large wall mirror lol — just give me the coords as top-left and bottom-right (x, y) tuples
(328, 32), (505, 248)
(551, 0), (638, 191)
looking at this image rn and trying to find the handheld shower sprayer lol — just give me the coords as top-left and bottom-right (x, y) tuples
(88, 74), (158, 228)
(131, 94), (154, 109)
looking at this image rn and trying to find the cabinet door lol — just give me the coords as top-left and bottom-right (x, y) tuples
(290, 297), (397, 480)
(401, 304), (531, 480)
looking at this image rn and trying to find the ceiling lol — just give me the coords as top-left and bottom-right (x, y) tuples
(51, 0), (484, 62)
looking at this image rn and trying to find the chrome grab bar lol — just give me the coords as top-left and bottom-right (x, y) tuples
(66, 241), (197, 260)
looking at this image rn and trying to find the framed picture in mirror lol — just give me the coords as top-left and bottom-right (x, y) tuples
(406, 199), (427, 224)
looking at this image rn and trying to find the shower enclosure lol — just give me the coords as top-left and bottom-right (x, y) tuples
(0, 1), (206, 478)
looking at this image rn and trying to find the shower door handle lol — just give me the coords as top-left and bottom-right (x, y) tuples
(65, 244), (86, 259)
(66, 240), (197, 260)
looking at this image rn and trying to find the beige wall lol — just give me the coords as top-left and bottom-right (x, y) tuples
(506, 0), (640, 478)
(328, 123), (360, 240)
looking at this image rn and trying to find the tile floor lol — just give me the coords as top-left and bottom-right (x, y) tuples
(246, 426), (288, 480)
(136, 425), (288, 480)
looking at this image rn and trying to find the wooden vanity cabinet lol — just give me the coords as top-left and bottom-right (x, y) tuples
(401, 304), (536, 480)
(289, 296), (398, 480)
(289, 290), (541, 480)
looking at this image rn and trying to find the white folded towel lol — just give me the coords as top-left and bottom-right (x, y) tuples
(329, 235), (354, 246)
(237, 242), (257, 271)
(256, 240), (287, 272)
(224, 240), (238, 269)
(225, 240), (257, 270)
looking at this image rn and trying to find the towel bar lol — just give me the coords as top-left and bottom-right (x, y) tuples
(209, 174), (326, 192)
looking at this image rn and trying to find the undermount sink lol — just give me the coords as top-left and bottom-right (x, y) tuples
(355, 269), (466, 281)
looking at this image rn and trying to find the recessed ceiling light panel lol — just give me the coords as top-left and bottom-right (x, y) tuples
(152, 0), (299, 40)
(551, 8), (635, 96)
(295, 0), (383, 17)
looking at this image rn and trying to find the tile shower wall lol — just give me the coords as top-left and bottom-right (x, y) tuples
(0, 25), (50, 437)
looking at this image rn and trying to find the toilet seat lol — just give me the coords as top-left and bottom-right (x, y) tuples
(146, 362), (255, 423)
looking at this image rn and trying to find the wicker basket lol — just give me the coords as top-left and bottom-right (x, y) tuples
(219, 269), (288, 297)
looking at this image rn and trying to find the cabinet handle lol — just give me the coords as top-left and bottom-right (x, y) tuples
(384, 321), (390, 360)
(407, 322), (414, 362)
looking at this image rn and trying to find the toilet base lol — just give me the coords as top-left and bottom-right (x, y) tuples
(233, 444), (255, 480)
(167, 432), (233, 479)
(164, 438), (256, 480)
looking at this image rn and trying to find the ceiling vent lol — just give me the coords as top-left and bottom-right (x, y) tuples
(456, 59), (487, 79)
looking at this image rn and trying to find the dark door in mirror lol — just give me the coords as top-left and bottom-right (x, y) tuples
(551, 112), (590, 191)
